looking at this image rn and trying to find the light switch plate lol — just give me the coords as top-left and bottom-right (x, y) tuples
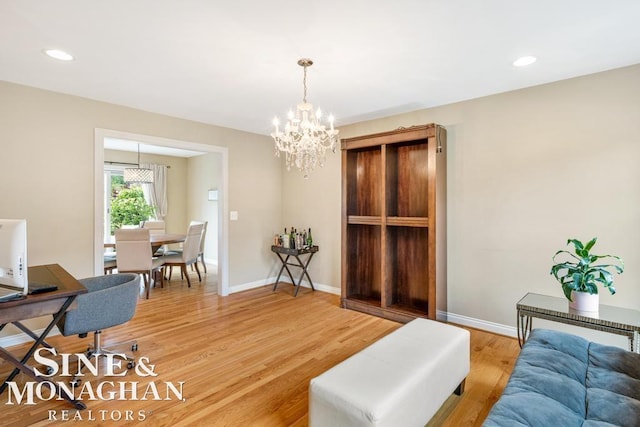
(230, 211), (238, 221)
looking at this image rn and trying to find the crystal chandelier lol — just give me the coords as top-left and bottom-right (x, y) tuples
(271, 58), (339, 178)
(124, 144), (153, 184)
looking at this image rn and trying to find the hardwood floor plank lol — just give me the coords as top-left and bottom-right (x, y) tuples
(0, 272), (519, 426)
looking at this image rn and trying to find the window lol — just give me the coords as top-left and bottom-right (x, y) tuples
(104, 166), (154, 236)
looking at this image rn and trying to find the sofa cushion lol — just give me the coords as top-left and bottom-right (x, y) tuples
(484, 329), (640, 427)
(586, 341), (640, 426)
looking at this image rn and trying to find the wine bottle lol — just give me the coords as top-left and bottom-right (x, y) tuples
(307, 228), (313, 247)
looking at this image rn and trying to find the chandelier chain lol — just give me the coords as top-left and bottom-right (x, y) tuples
(302, 64), (307, 104)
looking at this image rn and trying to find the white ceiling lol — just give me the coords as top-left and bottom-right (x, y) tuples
(1, 0), (639, 137)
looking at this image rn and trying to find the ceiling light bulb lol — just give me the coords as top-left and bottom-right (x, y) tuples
(513, 56), (537, 67)
(44, 49), (74, 61)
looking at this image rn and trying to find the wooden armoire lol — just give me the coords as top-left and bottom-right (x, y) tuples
(341, 124), (447, 323)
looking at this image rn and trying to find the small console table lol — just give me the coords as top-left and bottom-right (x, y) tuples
(271, 245), (319, 296)
(517, 292), (640, 353)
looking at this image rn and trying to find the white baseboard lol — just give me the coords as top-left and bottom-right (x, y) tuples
(231, 279), (516, 337)
(203, 257), (218, 267)
(271, 276), (340, 295)
(1, 295), (515, 349)
(312, 283), (340, 295)
(442, 311), (517, 338)
(229, 277), (277, 293)
(0, 326), (61, 348)
(230, 276), (340, 296)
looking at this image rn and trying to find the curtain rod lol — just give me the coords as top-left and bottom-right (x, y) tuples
(104, 161), (170, 168)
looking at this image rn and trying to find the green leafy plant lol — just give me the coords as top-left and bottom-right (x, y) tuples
(550, 237), (624, 301)
(110, 187), (155, 234)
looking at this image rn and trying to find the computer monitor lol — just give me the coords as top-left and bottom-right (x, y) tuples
(0, 219), (28, 293)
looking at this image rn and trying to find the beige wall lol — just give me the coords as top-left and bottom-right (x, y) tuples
(0, 80), (281, 339)
(282, 64), (640, 334)
(187, 153), (222, 264)
(2, 63), (639, 343)
(280, 154), (342, 292)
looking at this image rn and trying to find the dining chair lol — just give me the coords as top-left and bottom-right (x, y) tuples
(115, 228), (165, 299)
(161, 222), (204, 287)
(103, 253), (117, 274)
(187, 220), (208, 273)
(164, 220), (208, 273)
(140, 220), (166, 234)
(196, 220), (208, 273)
(141, 220), (167, 255)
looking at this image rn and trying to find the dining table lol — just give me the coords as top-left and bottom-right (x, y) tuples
(104, 232), (186, 254)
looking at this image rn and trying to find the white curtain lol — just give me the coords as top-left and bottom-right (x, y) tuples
(141, 163), (168, 220)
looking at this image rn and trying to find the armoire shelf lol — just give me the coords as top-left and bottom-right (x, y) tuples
(347, 216), (382, 225)
(341, 124), (447, 323)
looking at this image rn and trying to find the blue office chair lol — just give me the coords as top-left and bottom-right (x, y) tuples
(55, 273), (140, 384)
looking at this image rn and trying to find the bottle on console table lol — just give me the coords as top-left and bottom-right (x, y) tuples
(282, 227), (290, 248)
(307, 228), (313, 247)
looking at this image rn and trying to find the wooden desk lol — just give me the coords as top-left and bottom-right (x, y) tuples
(104, 232), (186, 254)
(0, 264), (87, 409)
(271, 245), (319, 297)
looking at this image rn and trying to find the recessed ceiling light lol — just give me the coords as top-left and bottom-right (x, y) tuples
(513, 56), (537, 67)
(43, 49), (75, 61)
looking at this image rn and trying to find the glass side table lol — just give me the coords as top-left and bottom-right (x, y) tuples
(517, 292), (640, 353)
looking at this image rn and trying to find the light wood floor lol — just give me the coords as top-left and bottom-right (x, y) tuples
(0, 270), (520, 426)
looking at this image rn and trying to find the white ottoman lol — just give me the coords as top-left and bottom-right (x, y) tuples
(309, 318), (470, 427)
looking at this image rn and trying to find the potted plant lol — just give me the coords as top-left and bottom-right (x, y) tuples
(550, 237), (624, 312)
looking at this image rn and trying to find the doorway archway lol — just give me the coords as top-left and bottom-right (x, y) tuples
(94, 128), (229, 296)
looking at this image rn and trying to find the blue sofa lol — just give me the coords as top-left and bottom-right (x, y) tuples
(484, 329), (640, 427)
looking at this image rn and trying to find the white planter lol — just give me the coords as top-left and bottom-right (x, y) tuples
(569, 291), (599, 312)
